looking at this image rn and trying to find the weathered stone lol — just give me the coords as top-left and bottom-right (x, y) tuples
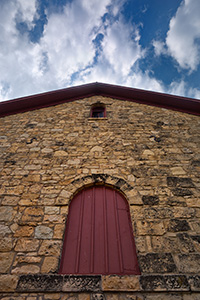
(102, 275), (140, 291)
(183, 294), (200, 300)
(151, 236), (179, 253)
(0, 275), (18, 292)
(176, 254), (200, 273)
(167, 177), (195, 188)
(140, 275), (189, 291)
(0, 252), (15, 273)
(41, 256), (59, 273)
(166, 219), (191, 232)
(35, 225), (53, 239)
(145, 295), (182, 300)
(13, 255), (41, 266)
(43, 214), (65, 223)
(15, 238), (40, 252)
(63, 275), (101, 292)
(21, 207), (43, 223)
(190, 235), (200, 251)
(171, 188), (193, 196)
(23, 174), (41, 182)
(2, 196), (19, 205)
(0, 238), (14, 251)
(54, 150), (68, 156)
(59, 189), (72, 198)
(188, 275), (200, 291)
(177, 233), (195, 253)
(170, 167), (186, 175)
(142, 195), (159, 205)
(0, 206), (14, 222)
(136, 220), (166, 235)
(138, 253), (177, 273)
(186, 198), (200, 207)
(53, 224), (65, 239)
(38, 240), (62, 256)
(11, 265), (40, 274)
(5, 185), (24, 195)
(17, 274), (63, 291)
(14, 226), (34, 237)
(90, 146), (103, 152)
(45, 206), (60, 214)
(0, 224), (11, 236)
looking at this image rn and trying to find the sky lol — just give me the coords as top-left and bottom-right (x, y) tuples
(0, 0), (200, 102)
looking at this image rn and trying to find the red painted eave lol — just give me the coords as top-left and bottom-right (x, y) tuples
(0, 82), (200, 117)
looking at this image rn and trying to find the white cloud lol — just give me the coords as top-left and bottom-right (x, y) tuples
(0, 0), (199, 102)
(169, 80), (200, 99)
(166, 0), (200, 71)
(101, 21), (144, 76)
(152, 40), (167, 56)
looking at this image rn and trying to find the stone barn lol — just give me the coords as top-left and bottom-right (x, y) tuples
(0, 82), (200, 300)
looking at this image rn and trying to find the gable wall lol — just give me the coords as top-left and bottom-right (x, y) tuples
(0, 96), (200, 299)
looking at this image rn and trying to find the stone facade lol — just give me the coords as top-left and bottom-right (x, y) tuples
(0, 94), (200, 299)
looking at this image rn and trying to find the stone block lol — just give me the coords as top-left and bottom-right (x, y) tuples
(17, 274), (63, 292)
(190, 235), (200, 251)
(11, 265), (40, 274)
(0, 252), (15, 273)
(166, 219), (190, 232)
(41, 256), (59, 273)
(138, 253), (177, 273)
(170, 167), (186, 175)
(0, 275), (18, 292)
(38, 240), (62, 256)
(53, 224), (65, 239)
(142, 195), (159, 205)
(54, 150), (68, 156)
(102, 275), (140, 291)
(177, 233), (195, 253)
(0, 224), (11, 236)
(0, 238), (14, 251)
(21, 207), (43, 223)
(45, 206), (60, 214)
(1, 196), (19, 205)
(14, 226), (34, 237)
(91, 294), (105, 300)
(145, 293), (182, 299)
(167, 177), (195, 188)
(63, 275), (101, 292)
(140, 275), (189, 291)
(136, 220), (165, 235)
(0, 206), (14, 222)
(35, 225), (53, 239)
(151, 236), (179, 253)
(23, 174), (41, 182)
(183, 294), (200, 300)
(171, 188), (193, 197)
(5, 185), (24, 195)
(176, 254), (200, 273)
(13, 255), (41, 266)
(188, 275), (200, 291)
(15, 238), (39, 252)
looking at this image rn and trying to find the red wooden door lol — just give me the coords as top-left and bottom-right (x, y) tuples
(59, 186), (140, 275)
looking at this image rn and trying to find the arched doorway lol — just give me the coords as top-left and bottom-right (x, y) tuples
(59, 185), (140, 275)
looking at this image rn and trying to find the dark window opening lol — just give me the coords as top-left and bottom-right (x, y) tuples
(91, 106), (106, 118)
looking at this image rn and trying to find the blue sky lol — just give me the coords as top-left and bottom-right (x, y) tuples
(0, 0), (200, 101)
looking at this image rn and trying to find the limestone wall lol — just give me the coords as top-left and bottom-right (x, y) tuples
(0, 96), (200, 299)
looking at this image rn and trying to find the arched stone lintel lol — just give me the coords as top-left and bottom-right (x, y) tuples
(58, 173), (140, 206)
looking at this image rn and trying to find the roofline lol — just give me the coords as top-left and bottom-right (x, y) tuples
(0, 82), (200, 117)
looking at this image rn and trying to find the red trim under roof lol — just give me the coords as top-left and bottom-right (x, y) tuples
(0, 82), (200, 117)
